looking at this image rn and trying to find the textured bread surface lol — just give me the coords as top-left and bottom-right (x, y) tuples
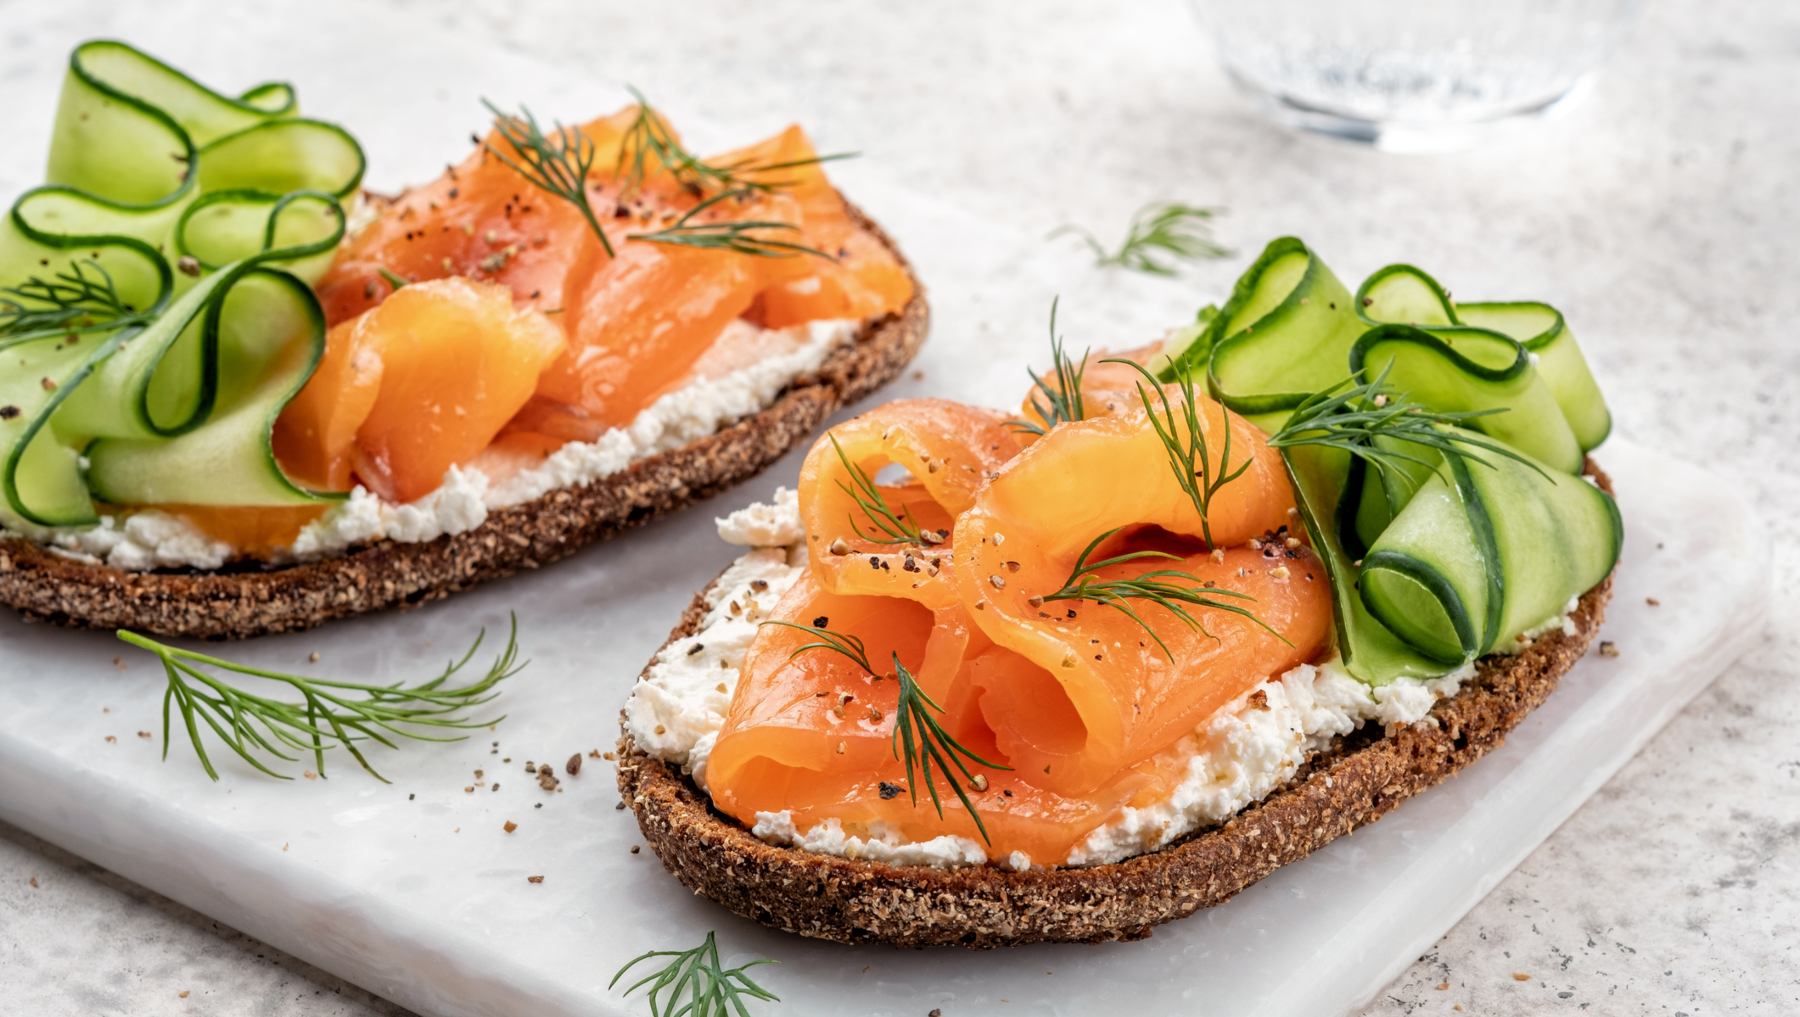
(0, 202), (926, 640)
(616, 466), (1616, 948)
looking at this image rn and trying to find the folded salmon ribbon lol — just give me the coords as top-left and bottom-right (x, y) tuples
(705, 360), (1334, 864)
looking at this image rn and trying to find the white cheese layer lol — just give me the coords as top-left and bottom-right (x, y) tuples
(623, 493), (1582, 870)
(8, 318), (856, 570)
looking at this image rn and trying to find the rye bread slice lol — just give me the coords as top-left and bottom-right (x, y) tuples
(616, 465), (1616, 948)
(0, 200), (926, 640)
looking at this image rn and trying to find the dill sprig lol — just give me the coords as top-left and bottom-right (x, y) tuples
(1037, 528), (1280, 661)
(764, 620), (1009, 843)
(1010, 297), (1088, 436)
(1270, 367), (1549, 481)
(1107, 359), (1250, 550)
(118, 617), (523, 782)
(617, 85), (856, 198)
(627, 188), (830, 259)
(610, 931), (777, 1017)
(482, 100), (615, 257)
(1053, 201), (1228, 276)
(0, 259), (146, 340)
(828, 433), (928, 546)
(892, 653), (1009, 844)
(761, 619), (873, 672)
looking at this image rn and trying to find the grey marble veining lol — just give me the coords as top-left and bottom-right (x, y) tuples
(1, 0), (1796, 1014)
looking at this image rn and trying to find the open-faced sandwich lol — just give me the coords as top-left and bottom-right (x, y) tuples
(0, 41), (924, 638)
(618, 237), (1620, 946)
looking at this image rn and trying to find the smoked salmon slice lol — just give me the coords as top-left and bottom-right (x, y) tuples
(703, 386), (1335, 862)
(314, 108), (912, 466)
(795, 399), (1020, 609)
(274, 277), (565, 503)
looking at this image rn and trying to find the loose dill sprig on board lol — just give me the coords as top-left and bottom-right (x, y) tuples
(1270, 367), (1548, 480)
(762, 620), (1009, 843)
(610, 930), (778, 1017)
(118, 617), (523, 782)
(627, 188), (831, 259)
(481, 100), (615, 256)
(1010, 297), (1088, 436)
(0, 259), (146, 340)
(1036, 528), (1281, 660)
(1107, 358), (1251, 550)
(827, 433), (928, 546)
(1053, 201), (1228, 276)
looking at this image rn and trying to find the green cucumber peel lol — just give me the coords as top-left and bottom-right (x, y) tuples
(1358, 435), (1621, 660)
(1183, 242), (1621, 683)
(1348, 323), (1585, 475)
(1, 40), (363, 528)
(1356, 264), (1611, 450)
(1194, 236), (1369, 430)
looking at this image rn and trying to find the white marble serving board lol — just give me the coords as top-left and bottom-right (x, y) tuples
(0, 12), (1771, 1017)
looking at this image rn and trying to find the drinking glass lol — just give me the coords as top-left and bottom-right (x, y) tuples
(1187, 0), (1643, 151)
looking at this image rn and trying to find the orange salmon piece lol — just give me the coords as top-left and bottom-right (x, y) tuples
(272, 315), (383, 491)
(316, 107), (659, 326)
(951, 405), (1326, 796)
(796, 400), (1020, 609)
(172, 504), (328, 556)
(705, 574), (1272, 864)
(276, 278), (565, 504)
(708, 125), (915, 327)
(1014, 341), (1173, 440)
(532, 234), (768, 430)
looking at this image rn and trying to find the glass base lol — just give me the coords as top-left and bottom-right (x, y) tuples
(1224, 70), (1590, 153)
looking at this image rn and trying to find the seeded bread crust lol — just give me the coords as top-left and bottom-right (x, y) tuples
(616, 465), (1615, 948)
(0, 201), (926, 640)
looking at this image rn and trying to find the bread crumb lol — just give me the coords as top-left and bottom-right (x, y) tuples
(537, 764), (560, 791)
(27, 876), (38, 888)
(178, 990), (190, 999)
(137, 731), (152, 740)
(526, 874), (545, 884)
(112, 657), (126, 671)
(1598, 641), (1619, 657)
(1436, 981), (1449, 991)
(629, 845), (640, 854)
(281, 843), (289, 852)
(1512, 971), (1531, 982)
(302, 770), (317, 780)
(307, 651), (320, 663)
(1645, 596), (1660, 606)
(503, 820), (518, 833)
(566, 753), (583, 776)
(104, 735), (116, 744)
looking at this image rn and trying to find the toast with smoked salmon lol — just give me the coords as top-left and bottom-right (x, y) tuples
(615, 238), (1622, 946)
(0, 41), (927, 638)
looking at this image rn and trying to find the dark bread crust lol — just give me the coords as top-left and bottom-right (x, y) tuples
(616, 465), (1616, 948)
(0, 201), (926, 640)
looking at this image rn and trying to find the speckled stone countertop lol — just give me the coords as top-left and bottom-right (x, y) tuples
(2, 1), (1795, 1014)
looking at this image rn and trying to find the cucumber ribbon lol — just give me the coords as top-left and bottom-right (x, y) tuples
(1164, 237), (1621, 684)
(0, 40), (364, 528)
